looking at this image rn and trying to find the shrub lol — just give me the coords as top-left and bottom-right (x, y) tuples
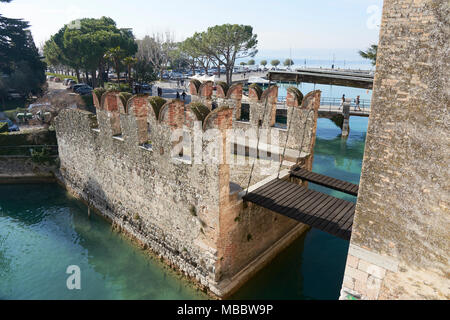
(30, 146), (55, 165)
(80, 94), (94, 107)
(190, 102), (210, 123)
(148, 96), (167, 119)
(216, 81), (229, 96)
(190, 79), (201, 93)
(249, 83), (263, 99)
(93, 88), (106, 102)
(105, 82), (131, 93)
(119, 92), (133, 109)
(287, 87), (304, 105)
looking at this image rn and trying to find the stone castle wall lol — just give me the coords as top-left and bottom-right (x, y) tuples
(340, 0), (449, 300)
(55, 84), (321, 297)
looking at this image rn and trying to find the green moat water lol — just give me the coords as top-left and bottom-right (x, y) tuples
(0, 117), (367, 300)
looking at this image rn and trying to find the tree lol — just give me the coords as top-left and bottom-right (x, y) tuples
(168, 45), (190, 71)
(200, 24), (258, 85)
(271, 59), (280, 67)
(247, 59), (255, 65)
(0, 0), (46, 102)
(359, 44), (378, 66)
(260, 60), (267, 67)
(180, 33), (215, 75)
(133, 59), (156, 84)
(137, 32), (176, 80)
(284, 58), (294, 67)
(123, 56), (138, 87)
(240, 62), (247, 66)
(44, 17), (137, 87)
(104, 47), (127, 83)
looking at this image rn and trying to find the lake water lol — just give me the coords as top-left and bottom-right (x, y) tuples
(0, 116), (368, 300)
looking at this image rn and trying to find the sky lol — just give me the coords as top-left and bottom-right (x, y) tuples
(0, 0), (383, 61)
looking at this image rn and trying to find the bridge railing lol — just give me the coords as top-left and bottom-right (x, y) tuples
(277, 96), (371, 113)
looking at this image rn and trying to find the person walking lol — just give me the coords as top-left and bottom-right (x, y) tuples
(355, 95), (361, 111)
(340, 94), (345, 110)
(176, 91), (180, 99)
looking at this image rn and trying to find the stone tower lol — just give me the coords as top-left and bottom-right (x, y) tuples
(340, 0), (449, 300)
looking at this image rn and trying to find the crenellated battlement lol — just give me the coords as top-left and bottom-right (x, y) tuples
(87, 83), (320, 166)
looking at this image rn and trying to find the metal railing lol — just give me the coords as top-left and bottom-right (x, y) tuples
(277, 96), (371, 113)
(320, 97), (371, 108)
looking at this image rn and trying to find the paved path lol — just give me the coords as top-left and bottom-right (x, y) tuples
(151, 81), (192, 103)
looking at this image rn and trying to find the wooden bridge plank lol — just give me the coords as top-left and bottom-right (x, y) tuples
(305, 198), (347, 229)
(321, 201), (355, 234)
(292, 189), (325, 213)
(252, 180), (301, 209)
(287, 196), (336, 226)
(273, 187), (316, 218)
(244, 179), (286, 203)
(336, 212), (355, 235)
(243, 178), (356, 240)
(285, 189), (318, 217)
(326, 213), (354, 239)
(336, 221), (353, 239)
(259, 181), (303, 209)
(289, 193), (339, 225)
(265, 186), (310, 215)
(290, 167), (359, 196)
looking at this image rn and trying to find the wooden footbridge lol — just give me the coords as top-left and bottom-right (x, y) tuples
(243, 167), (359, 240)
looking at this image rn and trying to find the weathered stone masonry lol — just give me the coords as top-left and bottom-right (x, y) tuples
(55, 84), (321, 297)
(340, 0), (449, 300)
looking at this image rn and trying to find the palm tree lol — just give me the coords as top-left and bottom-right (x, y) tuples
(123, 56), (138, 88)
(104, 47), (126, 84)
(359, 45), (378, 66)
